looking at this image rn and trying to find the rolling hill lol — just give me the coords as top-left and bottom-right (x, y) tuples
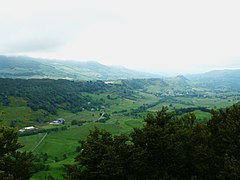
(187, 69), (240, 90)
(1, 55), (240, 90)
(0, 55), (160, 80)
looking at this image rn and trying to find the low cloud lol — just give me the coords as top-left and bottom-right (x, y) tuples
(1, 37), (66, 54)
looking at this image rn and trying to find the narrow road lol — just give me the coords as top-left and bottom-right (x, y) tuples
(31, 133), (48, 152)
(96, 111), (105, 122)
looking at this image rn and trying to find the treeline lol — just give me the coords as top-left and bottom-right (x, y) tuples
(0, 78), (109, 114)
(65, 104), (240, 179)
(175, 106), (210, 115)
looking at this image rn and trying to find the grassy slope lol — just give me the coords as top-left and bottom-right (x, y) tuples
(2, 81), (239, 179)
(19, 122), (135, 179)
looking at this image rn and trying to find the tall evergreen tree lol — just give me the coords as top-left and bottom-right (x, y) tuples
(0, 125), (35, 179)
(65, 105), (240, 179)
(64, 127), (133, 179)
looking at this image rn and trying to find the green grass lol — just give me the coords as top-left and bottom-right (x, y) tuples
(121, 118), (144, 131)
(19, 122), (125, 179)
(175, 97), (239, 109)
(3, 88), (240, 179)
(57, 109), (101, 123)
(31, 155), (75, 180)
(20, 123), (121, 155)
(112, 116), (144, 134)
(193, 110), (211, 122)
(0, 96), (56, 127)
(0, 106), (34, 126)
(19, 133), (46, 152)
(19, 113), (145, 179)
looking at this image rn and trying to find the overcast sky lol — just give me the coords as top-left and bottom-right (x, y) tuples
(1, 0), (240, 75)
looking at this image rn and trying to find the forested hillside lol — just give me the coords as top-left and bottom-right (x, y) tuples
(1, 77), (240, 127)
(0, 78), (110, 114)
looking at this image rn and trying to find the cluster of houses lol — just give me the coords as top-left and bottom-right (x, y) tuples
(19, 118), (65, 132)
(49, 118), (65, 125)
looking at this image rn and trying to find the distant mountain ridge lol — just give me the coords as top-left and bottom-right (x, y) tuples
(1, 55), (240, 90)
(0, 55), (41, 68)
(0, 55), (160, 80)
(187, 69), (240, 90)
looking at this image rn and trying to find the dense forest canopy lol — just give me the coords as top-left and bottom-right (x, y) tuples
(0, 78), (111, 114)
(0, 78), (174, 115)
(65, 104), (240, 179)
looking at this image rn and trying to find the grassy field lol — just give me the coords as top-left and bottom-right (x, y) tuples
(0, 96), (56, 127)
(2, 85), (240, 179)
(19, 121), (138, 179)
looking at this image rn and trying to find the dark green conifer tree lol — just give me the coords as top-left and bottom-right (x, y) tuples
(0, 126), (35, 179)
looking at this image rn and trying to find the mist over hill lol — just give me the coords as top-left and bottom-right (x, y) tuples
(0, 55), (160, 80)
(1, 55), (240, 90)
(187, 69), (240, 90)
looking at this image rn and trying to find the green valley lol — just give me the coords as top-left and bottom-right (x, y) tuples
(0, 76), (240, 178)
(1, 1), (240, 178)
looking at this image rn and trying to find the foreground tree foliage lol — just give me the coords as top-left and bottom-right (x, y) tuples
(65, 104), (240, 179)
(0, 126), (35, 179)
(131, 107), (195, 179)
(64, 128), (133, 179)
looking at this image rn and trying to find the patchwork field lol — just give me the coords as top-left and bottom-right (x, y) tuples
(1, 78), (240, 179)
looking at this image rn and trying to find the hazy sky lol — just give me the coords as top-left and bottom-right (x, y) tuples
(1, 0), (240, 75)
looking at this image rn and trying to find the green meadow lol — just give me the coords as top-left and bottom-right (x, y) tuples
(1, 78), (240, 179)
